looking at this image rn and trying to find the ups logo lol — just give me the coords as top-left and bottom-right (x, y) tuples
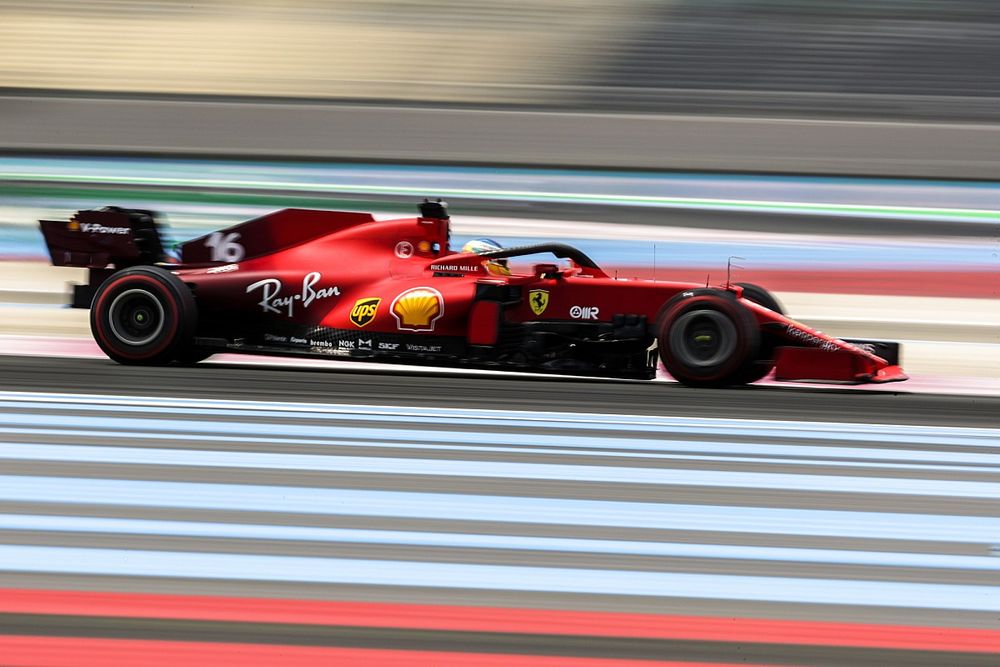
(350, 297), (381, 328)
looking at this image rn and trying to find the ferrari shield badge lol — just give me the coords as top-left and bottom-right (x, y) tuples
(528, 289), (549, 316)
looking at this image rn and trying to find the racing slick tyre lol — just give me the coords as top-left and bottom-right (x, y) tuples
(90, 266), (197, 366)
(735, 282), (783, 315)
(656, 289), (760, 387)
(733, 282), (784, 384)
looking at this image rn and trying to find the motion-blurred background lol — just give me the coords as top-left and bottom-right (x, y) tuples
(0, 2), (998, 665)
(4, 0), (1000, 117)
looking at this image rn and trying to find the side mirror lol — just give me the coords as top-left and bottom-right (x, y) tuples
(533, 263), (560, 278)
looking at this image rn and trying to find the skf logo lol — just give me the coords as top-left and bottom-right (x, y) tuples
(391, 287), (444, 332)
(570, 305), (600, 320)
(67, 218), (80, 232)
(528, 289), (549, 316)
(350, 297), (381, 328)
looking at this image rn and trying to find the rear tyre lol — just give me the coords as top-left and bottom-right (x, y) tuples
(656, 289), (760, 387)
(736, 282), (783, 315)
(90, 266), (197, 365)
(733, 282), (784, 384)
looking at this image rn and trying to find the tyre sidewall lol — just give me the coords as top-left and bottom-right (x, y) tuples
(91, 267), (196, 365)
(656, 290), (760, 387)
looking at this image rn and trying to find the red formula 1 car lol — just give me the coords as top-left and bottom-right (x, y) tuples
(39, 201), (906, 387)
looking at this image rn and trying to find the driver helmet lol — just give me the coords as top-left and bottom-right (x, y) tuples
(461, 237), (510, 276)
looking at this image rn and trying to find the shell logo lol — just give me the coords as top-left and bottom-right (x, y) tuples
(67, 218), (80, 232)
(391, 287), (444, 332)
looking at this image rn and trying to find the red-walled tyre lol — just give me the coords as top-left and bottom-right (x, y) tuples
(90, 266), (197, 365)
(656, 289), (760, 387)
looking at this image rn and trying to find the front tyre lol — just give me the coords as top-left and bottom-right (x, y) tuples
(90, 266), (197, 365)
(656, 290), (760, 387)
(733, 282), (784, 384)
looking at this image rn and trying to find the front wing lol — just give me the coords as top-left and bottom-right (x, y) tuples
(742, 299), (907, 384)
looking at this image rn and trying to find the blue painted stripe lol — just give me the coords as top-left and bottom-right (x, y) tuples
(6, 155), (999, 198)
(3, 442), (1000, 498)
(1, 545), (997, 611)
(1, 476), (997, 543)
(2, 513), (996, 571)
(2, 426), (997, 474)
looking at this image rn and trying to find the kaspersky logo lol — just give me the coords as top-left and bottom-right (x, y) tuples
(350, 297), (381, 328)
(391, 287), (443, 332)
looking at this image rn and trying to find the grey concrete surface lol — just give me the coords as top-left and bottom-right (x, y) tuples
(3, 94), (1000, 178)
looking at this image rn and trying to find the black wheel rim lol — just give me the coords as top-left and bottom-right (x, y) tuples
(108, 288), (165, 346)
(668, 309), (737, 368)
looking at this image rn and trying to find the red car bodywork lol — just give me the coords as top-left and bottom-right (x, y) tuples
(40, 203), (906, 386)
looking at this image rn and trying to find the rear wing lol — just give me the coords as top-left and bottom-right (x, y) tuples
(39, 207), (170, 308)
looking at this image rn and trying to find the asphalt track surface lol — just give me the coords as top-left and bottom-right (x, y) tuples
(1, 354), (999, 663)
(0, 355), (998, 425)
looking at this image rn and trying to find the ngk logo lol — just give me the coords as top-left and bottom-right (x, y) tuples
(569, 305), (600, 320)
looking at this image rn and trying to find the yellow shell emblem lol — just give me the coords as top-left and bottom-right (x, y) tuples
(391, 287), (444, 331)
(67, 218), (80, 232)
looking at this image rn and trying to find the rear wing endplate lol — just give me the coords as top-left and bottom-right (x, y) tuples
(38, 207), (170, 308)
